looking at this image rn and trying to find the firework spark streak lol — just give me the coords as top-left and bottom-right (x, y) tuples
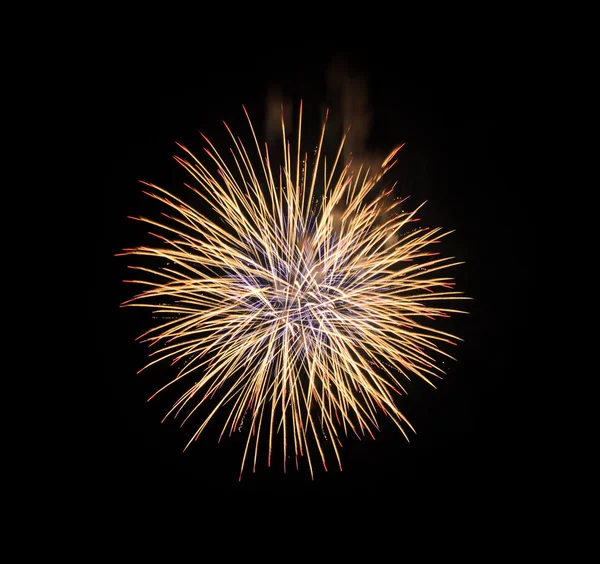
(119, 103), (469, 479)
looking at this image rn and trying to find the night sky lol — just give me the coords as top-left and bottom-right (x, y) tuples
(92, 45), (531, 503)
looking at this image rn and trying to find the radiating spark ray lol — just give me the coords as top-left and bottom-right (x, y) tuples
(121, 103), (469, 478)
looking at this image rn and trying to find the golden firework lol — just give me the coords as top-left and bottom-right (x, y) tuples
(120, 103), (469, 479)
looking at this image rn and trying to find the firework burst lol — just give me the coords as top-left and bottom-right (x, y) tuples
(119, 103), (469, 479)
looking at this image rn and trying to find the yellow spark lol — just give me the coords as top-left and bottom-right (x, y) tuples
(119, 103), (470, 479)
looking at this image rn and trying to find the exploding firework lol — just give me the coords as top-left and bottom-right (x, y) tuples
(119, 103), (469, 479)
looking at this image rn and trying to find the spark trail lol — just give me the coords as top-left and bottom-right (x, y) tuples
(120, 103), (469, 479)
